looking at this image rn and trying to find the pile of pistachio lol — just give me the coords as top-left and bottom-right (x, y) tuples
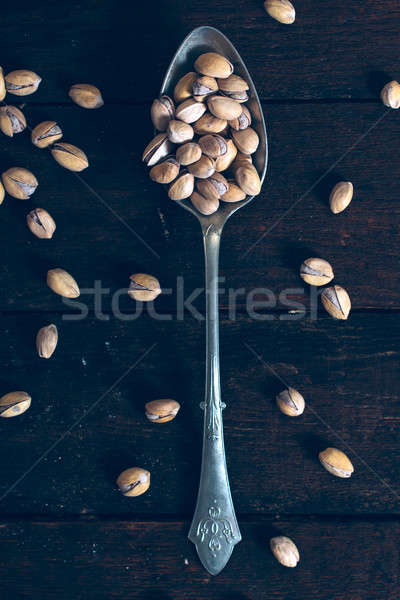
(142, 52), (261, 216)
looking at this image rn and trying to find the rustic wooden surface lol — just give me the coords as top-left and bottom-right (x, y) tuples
(1, 1), (400, 598)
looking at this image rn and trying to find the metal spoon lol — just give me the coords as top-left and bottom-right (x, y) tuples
(159, 26), (268, 575)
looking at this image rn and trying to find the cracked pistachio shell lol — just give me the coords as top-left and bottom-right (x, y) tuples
(0, 106), (26, 137)
(173, 72), (197, 103)
(47, 268), (80, 298)
(198, 134), (228, 159)
(188, 155), (215, 179)
(27, 208), (56, 239)
(264, 0), (296, 24)
(0, 391), (31, 418)
(196, 172), (228, 202)
(0, 181), (5, 205)
(276, 387), (305, 417)
(192, 75), (218, 102)
(36, 324), (58, 359)
(149, 156), (180, 184)
(215, 139), (238, 172)
(380, 80), (400, 109)
(0, 67), (5, 101)
(194, 53), (233, 79)
(231, 127), (259, 154)
(2, 167), (38, 199)
(168, 171), (194, 200)
(167, 119), (194, 144)
(221, 180), (246, 203)
(218, 74), (249, 94)
(5, 69), (41, 95)
(151, 95), (175, 131)
(319, 447), (354, 478)
(300, 258), (334, 286)
(175, 98), (206, 124)
(207, 95), (242, 120)
(128, 273), (161, 302)
(233, 152), (252, 168)
(321, 285), (351, 320)
(191, 190), (219, 215)
(270, 536), (300, 567)
(51, 143), (89, 172)
(117, 467), (150, 497)
(229, 105), (251, 131)
(69, 83), (104, 108)
(193, 112), (227, 135)
(329, 181), (353, 214)
(31, 120), (62, 148)
(234, 163), (261, 196)
(145, 399), (180, 423)
(176, 142), (202, 166)
(142, 133), (173, 167)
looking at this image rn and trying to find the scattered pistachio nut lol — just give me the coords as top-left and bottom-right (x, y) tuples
(69, 83), (103, 109)
(0, 106), (26, 137)
(329, 181), (353, 214)
(145, 399), (180, 423)
(192, 75), (218, 101)
(188, 155), (216, 179)
(193, 112), (227, 134)
(142, 133), (173, 167)
(2, 167), (38, 200)
(319, 447), (354, 478)
(31, 120), (62, 148)
(221, 180), (246, 202)
(196, 172), (228, 202)
(175, 98), (206, 124)
(207, 95), (242, 120)
(264, 0), (296, 24)
(231, 127), (259, 154)
(51, 142), (89, 172)
(234, 163), (261, 196)
(5, 69), (41, 95)
(176, 142), (202, 166)
(128, 273), (161, 302)
(194, 53), (233, 79)
(26, 208), (56, 239)
(270, 536), (300, 568)
(36, 324), (58, 359)
(321, 285), (351, 320)
(0, 391), (31, 418)
(276, 387), (305, 417)
(191, 190), (219, 215)
(151, 95), (175, 131)
(47, 268), (80, 298)
(168, 171), (195, 200)
(149, 156), (180, 184)
(380, 80), (400, 109)
(0, 67), (5, 101)
(0, 181), (5, 205)
(173, 71), (197, 103)
(167, 119), (194, 144)
(300, 258), (334, 286)
(117, 467), (150, 497)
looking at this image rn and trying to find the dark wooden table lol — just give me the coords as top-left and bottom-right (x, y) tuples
(0, 1), (399, 598)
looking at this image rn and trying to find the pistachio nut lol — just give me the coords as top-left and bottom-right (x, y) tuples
(0, 391), (31, 418)
(229, 105), (252, 131)
(151, 95), (175, 131)
(188, 155), (216, 179)
(329, 181), (353, 214)
(117, 467), (150, 497)
(36, 324), (58, 359)
(234, 163), (261, 196)
(0, 106), (26, 137)
(319, 447), (354, 478)
(145, 399), (180, 423)
(69, 83), (104, 109)
(2, 167), (38, 200)
(218, 74), (249, 102)
(51, 143), (89, 172)
(0, 181), (5, 205)
(221, 180), (246, 202)
(193, 112), (227, 135)
(175, 98), (206, 124)
(276, 387), (305, 417)
(168, 170), (195, 200)
(176, 142), (202, 166)
(128, 273), (161, 302)
(198, 134), (228, 158)
(270, 536), (300, 568)
(321, 285), (351, 320)
(31, 120), (62, 148)
(196, 172), (228, 201)
(149, 156), (180, 184)
(215, 139), (237, 172)
(0, 67), (5, 101)
(5, 69), (41, 95)
(380, 80), (400, 109)
(173, 71), (197, 103)
(191, 191), (219, 215)
(264, 0), (296, 24)
(207, 95), (242, 120)
(142, 133), (173, 167)
(47, 268), (80, 298)
(194, 52), (233, 79)
(26, 208), (56, 239)
(232, 152), (253, 167)
(167, 119), (194, 144)
(231, 127), (259, 154)
(192, 75), (218, 102)
(300, 258), (334, 286)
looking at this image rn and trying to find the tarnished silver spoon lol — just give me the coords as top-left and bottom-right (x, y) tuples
(159, 26), (268, 575)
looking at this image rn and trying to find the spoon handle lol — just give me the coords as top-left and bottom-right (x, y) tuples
(188, 222), (241, 575)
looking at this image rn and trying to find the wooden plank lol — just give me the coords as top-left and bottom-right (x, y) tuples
(2, 1), (399, 101)
(0, 518), (398, 599)
(0, 312), (399, 516)
(0, 102), (398, 311)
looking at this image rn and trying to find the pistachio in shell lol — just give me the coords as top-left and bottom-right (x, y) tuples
(69, 83), (104, 109)
(231, 127), (259, 154)
(36, 324), (58, 359)
(2, 167), (38, 200)
(270, 536), (300, 568)
(0, 181), (5, 205)
(218, 74), (249, 102)
(142, 133), (173, 167)
(173, 71), (197, 103)
(188, 155), (216, 179)
(321, 285), (351, 320)
(145, 399), (180, 423)
(329, 181), (353, 214)
(47, 268), (80, 298)
(175, 98), (206, 124)
(0, 67), (5, 101)
(300, 258), (334, 286)
(264, 0), (296, 24)
(128, 273), (161, 302)
(5, 69), (41, 95)
(0, 391), (31, 418)
(51, 143), (89, 172)
(198, 134), (228, 159)
(207, 95), (242, 120)
(193, 112), (227, 135)
(215, 139), (238, 172)
(276, 387), (305, 417)
(229, 105), (252, 131)
(191, 191), (219, 216)
(150, 95), (175, 131)
(117, 467), (150, 497)
(149, 156), (180, 184)
(234, 163), (261, 196)
(176, 142), (202, 166)
(319, 447), (354, 478)
(196, 172), (228, 202)
(26, 208), (56, 239)
(221, 180), (246, 203)
(167, 119), (194, 144)
(194, 53), (233, 79)
(0, 106), (26, 137)
(381, 80), (400, 109)
(192, 75), (218, 102)
(168, 171), (195, 200)
(31, 120), (63, 148)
